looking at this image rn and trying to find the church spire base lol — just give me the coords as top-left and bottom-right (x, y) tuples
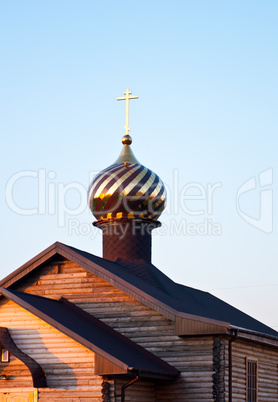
(94, 219), (161, 263)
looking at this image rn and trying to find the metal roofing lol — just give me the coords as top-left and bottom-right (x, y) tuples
(1, 287), (179, 380)
(1, 241), (277, 339)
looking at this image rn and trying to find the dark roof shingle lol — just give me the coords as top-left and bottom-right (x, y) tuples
(1, 287), (179, 380)
(1, 242), (277, 339)
(66, 244), (278, 338)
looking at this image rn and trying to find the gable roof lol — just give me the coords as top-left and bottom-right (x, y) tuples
(0, 242), (277, 339)
(1, 287), (179, 380)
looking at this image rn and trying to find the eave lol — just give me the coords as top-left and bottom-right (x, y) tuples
(1, 287), (179, 381)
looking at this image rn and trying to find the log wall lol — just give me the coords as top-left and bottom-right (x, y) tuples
(0, 259), (249, 401)
(223, 338), (278, 402)
(114, 379), (155, 402)
(0, 298), (103, 400)
(0, 352), (33, 389)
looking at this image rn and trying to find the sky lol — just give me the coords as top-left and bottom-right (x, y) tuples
(1, 1), (278, 330)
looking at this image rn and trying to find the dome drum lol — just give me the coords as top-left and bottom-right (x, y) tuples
(99, 219), (159, 263)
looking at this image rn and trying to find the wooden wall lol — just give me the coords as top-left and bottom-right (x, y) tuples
(223, 338), (278, 402)
(114, 379), (155, 402)
(0, 298), (103, 400)
(4, 259), (216, 400)
(0, 352), (33, 389)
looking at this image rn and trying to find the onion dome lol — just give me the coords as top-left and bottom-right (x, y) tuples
(88, 133), (166, 224)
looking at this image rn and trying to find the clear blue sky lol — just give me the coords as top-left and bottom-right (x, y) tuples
(1, 1), (278, 329)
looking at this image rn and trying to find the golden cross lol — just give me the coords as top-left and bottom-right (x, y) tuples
(117, 88), (139, 136)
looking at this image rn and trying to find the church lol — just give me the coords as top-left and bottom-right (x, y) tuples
(0, 89), (277, 401)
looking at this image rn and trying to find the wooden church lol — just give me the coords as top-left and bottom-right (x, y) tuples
(1, 90), (278, 401)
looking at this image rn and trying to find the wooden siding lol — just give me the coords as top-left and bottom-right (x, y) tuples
(95, 354), (126, 375)
(6, 260), (216, 400)
(0, 353), (33, 389)
(154, 338), (214, 401)
(38, 388), (103, 402)
(223, 338), (278, 402)
(115, 379), (155, 401)
(0, 299), (103, 400)
(175, 316), (227, 336)
(16, 261), (133, 303)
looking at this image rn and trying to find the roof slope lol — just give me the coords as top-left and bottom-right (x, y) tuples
(1, 287), (179, 380)
(0, 242), (277, 338)
(66, 245), (278, 338)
